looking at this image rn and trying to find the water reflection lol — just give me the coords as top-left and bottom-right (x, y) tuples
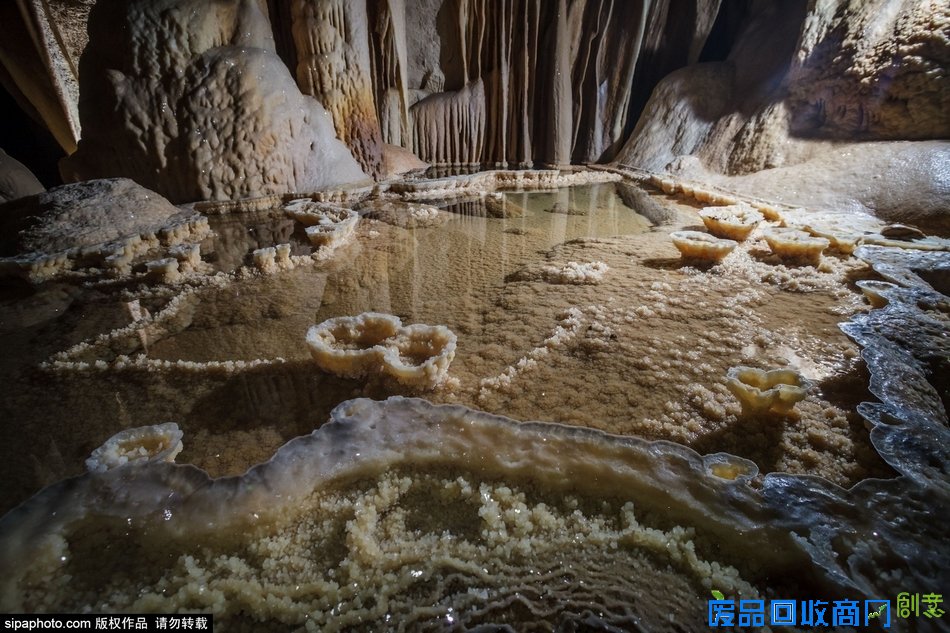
(150, 183), (650, 363)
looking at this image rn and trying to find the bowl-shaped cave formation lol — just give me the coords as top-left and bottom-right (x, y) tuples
(0, 0), (947, 631)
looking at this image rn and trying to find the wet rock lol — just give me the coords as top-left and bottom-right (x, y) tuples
(8, 178), (183, 255)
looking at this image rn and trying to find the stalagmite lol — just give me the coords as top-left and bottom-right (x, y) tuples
(410, 80), (487, 166)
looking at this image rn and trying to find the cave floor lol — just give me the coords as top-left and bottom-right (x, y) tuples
(0, 182), (895, 515)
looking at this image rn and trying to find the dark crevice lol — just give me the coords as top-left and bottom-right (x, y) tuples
(0, 83), (64, 189)
(698, 0), (754, 64)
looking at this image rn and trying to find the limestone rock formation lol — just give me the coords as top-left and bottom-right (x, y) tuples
(617, 2), (810, 175)
(787, 0), (949, 140)
(0, 177), (212, 283)
(0, 149), (44, 202)
(381, 143), (428, 177)
(366, 0), (412, 149)
(4, 0), (947, 212)
(616, 0), (949, 230)
(253, 0), (726, 169)
(291, 0), (385, 178)
(0, 0), (89, 153)
(393, 0), (725, 167)
(680, 141), (950, 233)
(6, 178), (185, 255)
(62, 0), (366, 203)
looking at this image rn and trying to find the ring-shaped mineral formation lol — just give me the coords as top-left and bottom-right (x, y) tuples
(306, 313), (457, 389)
(283, 199), (360, 249)
(670, 230), (737, 263)
(725, 366), (812, 416)
(762, 228), (830, 265)
(856, 280), (898, 309)
(85, 423), (184, 473)
(698, 205), (764, 241)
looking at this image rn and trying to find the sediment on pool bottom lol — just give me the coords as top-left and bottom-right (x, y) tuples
(8, 380), (945, 631)
(40, 186), (896, 489)
(2, 397), (829, 629)
(17, 469), (764, 631)
(0, 193), (947, 630)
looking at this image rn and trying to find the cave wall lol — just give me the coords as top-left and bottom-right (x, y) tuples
(0, 0), (92, 154)
(3, 0), (947, 204)
(201, 0), (728, 170)
(0, 0), (753, 190)
(618, 0), (949, 175)
(616, 0), (949, 230)
(787, 0), (949, 140)
(59, 0), (366, 203)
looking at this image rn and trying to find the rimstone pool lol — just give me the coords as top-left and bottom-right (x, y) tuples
(0, 175), (946, 630)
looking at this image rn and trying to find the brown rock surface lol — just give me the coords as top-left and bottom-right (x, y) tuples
(61, 0), (366, 203)
(617, 0), (950, 231)
(291, 0), (385, 178)
(6, 178), (184, 255)
(381, 143), (428, 178)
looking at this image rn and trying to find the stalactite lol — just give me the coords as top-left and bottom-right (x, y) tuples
(367, 0), (410, 148)
(291, 0), (384, 178)
(409, 79), (486, 166)
(6, 1), (730, 176)
(376, 0), (721, 168)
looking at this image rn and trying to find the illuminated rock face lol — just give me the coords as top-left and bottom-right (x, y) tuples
(620, 1), (950, 173)
(291, 0), (385, 178)
(617, 1), (949, 230)
(786, 1), (950, 141)
(61, 0), (366, 203)
(260, 0), (726, 169)
(12, 178), (181, 255)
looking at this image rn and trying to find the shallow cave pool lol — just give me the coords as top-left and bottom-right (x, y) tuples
(0, 173), (947, 631)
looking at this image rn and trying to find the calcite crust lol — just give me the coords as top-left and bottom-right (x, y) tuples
(306, 313), (457, 389)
